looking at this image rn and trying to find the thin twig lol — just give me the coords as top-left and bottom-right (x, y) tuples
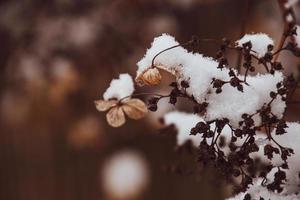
(236, 0), (250, 73)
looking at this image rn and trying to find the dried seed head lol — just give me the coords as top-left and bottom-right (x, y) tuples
(96, 97), (147, 127)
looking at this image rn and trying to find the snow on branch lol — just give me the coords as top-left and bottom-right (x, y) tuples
(137, 34), (286, 127)
(235, 33), (274, 58)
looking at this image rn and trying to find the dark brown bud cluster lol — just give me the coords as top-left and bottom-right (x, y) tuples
(216, 38), (230, 69)
(266, 168), (286, 193)
(148, 74), (296, 195)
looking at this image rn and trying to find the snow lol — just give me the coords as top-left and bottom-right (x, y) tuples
(205, 72), (286, 127)
(205, 83), (260, 127)
(227, 179), (300, 200)
(176, 53), (229, 103)
(137, 34), (285, 128)
(163, 111), (232, 149)
(137, 33), (185, 77)
(163, 111), (203, 146)
(101, 150), (149, 200)
(228, 122), (300, 198)
(236, 33), (274, 57)
(103, 73), (134, 100)
(163, 116), (300, 196)
(134, 31), (298, 200)
(265, 122), (300, 194)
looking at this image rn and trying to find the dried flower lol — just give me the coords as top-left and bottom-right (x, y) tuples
(95, 98), (147, 127)
(136, 67), (162, 86)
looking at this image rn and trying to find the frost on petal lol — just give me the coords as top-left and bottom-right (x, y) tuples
(106, 107), (126, 127)
(103, 73), (134, 100)
(122, 98), (148, 120)
(95, 99), (118, 111)
(227, 179), (300, 200)
(236, 33), (274, 57)
(101, 150), (149, 200)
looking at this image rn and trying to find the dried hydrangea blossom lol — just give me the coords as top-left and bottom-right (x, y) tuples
(136, 67), (162, 86)
(95, 73), (147, 127)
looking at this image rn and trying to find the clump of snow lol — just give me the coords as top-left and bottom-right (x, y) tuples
(227, 179), (300, 200)
(247, 72), (286, 117)
(136, 34), (228, 103)
(176, 53), (229, 103)
(205, 83), (260, 127)
(137, 34), (285, 127)
(236, 33), (274, 57)
(137, 34), (186, 77)
(101, 150), (149, 200)
(103, 74), (134, 100)
(205, 72), (286, 127)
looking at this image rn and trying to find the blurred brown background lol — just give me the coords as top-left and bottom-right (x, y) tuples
(0, 0), (299, 200)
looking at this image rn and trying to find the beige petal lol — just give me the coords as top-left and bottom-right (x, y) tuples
(95, 100), (118, 111)
(106, 107), (126, 127)
(139, 68), (162, 86)
(122, 98), (148, 120)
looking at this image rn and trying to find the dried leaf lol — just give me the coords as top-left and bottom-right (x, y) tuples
(95, 100), (117, 111)
(106, 107), (125, 127)
(122, 98), (148, 120)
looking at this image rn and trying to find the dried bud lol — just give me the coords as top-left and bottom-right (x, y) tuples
(136, 68), (162, 86)
(213, 79), (225, 88)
